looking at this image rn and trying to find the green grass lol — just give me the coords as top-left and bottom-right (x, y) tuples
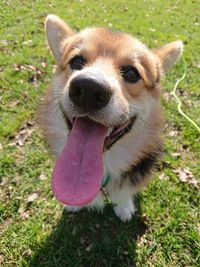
(0, 0), (199, 266)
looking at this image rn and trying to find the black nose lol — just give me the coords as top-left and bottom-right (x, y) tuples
(69, 74), (112, 112)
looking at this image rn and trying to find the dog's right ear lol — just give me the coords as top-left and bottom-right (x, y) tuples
(45, 14), (74, 62)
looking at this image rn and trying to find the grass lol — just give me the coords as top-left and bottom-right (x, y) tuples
(0, 0), (199, 266)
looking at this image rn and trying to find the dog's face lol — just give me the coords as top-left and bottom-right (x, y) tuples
(59, 28), (158, 128)
(45, 15), (183, 148)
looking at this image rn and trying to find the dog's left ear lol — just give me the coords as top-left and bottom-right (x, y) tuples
(45, 14), (74, 62)
(154, 41), (183, 73)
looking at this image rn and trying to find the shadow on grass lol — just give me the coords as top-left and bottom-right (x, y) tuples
(29, 196), (147, 267)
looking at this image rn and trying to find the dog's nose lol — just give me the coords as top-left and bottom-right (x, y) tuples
(69, 74), (112, 112)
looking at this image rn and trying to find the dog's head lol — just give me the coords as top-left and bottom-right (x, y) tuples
(43, 15), (183, 206)
(45, 15), (182, 144)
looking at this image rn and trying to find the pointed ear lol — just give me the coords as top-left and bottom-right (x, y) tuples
(154, 41), (183, 73)
(45, 14), (74, 62)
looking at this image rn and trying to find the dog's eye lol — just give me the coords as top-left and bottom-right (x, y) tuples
(69, 55), (86, 70)
(121, 66), (141, 83)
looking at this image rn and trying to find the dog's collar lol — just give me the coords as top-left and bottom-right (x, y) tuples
(101, 172), (111, 188)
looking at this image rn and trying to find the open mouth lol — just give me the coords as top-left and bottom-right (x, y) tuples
(51, 113), (136, 207)
(104, 116), (136, 149)
(65, 115), (136, 150)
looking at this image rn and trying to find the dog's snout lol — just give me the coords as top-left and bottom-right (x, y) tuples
(69, 74), (112, 112)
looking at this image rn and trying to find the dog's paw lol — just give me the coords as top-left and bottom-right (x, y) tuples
(64, 205), (82, 213)
(113, 199), (136, 222)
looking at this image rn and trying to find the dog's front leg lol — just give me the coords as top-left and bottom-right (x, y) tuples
(107, 181), (137, 222)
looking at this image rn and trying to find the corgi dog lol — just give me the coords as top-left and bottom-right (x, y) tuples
(39, 14), (182, 222)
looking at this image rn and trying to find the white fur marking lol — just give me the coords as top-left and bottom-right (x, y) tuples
(64, 205), (83, 213)
(114, 198), (136, 222)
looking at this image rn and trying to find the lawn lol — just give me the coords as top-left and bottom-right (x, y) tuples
(0, 0), (199, 266)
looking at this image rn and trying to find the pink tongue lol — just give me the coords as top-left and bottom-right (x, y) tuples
(52, 117), (108, 206)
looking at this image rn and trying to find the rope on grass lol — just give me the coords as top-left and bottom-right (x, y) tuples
(171, 57), (200, 133)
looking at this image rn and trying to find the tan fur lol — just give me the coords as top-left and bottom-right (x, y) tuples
(39, 15), (183, 222)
